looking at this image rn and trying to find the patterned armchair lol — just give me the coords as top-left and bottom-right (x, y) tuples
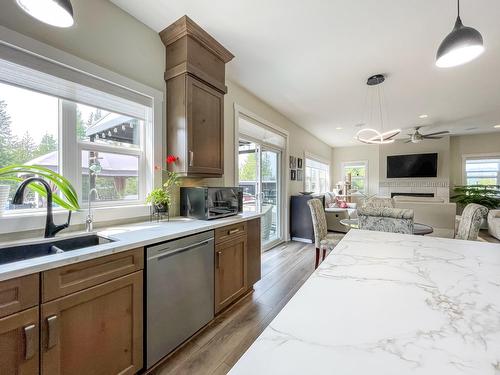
(362, 197), (395, 208)
(358, 206), (414, 234)
(456, 203), (488, 241)
(307, 198), (338, 268)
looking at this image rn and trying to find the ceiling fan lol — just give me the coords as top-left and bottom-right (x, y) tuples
(402, 127), (450, 143)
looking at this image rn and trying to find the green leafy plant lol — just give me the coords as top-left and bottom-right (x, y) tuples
(451, 185), (500, 210)
(0, 165), (80, 211)
(146, 187), (170, 207)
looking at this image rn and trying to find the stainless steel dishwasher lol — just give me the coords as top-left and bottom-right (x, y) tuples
(146, 230), (214, 368)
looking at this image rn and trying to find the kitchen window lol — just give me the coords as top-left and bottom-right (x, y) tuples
(304, 157), (330, 194)
(0, 40), (160, 221)
(342, 161), (368, 193)
(464, 157), (500, 186)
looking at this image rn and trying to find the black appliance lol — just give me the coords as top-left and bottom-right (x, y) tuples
(180, 187), (243, 220)
(387, 153), (438, 178)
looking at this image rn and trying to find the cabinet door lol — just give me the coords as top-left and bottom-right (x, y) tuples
(41, 272), (143, 375)
(0, 307), (39, 375)
(186, 75), (224, 176)
(215, 235), (247, 313)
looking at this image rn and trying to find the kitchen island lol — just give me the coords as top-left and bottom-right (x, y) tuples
(229, 229), (500, 374)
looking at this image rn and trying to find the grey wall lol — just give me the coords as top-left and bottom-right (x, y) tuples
(0, 0), (165, 91)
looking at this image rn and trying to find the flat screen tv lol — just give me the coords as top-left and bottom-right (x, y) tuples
(387, 153), (438, 178)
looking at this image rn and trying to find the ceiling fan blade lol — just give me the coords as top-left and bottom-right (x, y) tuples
(385, 132), (399, 140)
(404, 139), (412, 143)
(422, 136), (443, 139)
(423, 131), (449, 136)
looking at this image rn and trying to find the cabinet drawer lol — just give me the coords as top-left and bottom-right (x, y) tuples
(215, 222), (247, 245)
(42, 248), (144, 302)
(0, 274), (39, 318)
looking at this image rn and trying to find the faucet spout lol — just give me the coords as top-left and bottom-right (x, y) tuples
(13, 177), (72, 238)
(86, 188), (99, 232)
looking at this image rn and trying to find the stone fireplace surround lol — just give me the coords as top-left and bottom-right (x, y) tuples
(378, 179), (450, 202)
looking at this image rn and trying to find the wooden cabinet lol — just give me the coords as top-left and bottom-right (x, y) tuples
(0, 274), (39, 318)
(166, 74), (224, 177)
(214, 234), (247, 314)
(246, 218), (262, 286)
(0, 249), (144, 375)
(161, 16), (234, 177)
(214, 219), (262, 314)
(0, 307), (39, 375)
(41, 272), (143, 375)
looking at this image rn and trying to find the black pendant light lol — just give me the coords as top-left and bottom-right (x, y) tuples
(436, 0), (484, 68)
(16, 0), (74, 28)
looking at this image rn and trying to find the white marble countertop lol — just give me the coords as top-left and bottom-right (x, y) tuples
(0, 212), (261, 282)
(230, 229), (500, 375)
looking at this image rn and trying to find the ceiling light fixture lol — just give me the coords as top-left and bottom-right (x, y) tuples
(335, 127), (343, 130)
(16, 0), (74, 28)
(419, 114), (429, 119)
(436, 0), (484, 68)
(494, 125), (500, 129)
(355, 74), (400, 145)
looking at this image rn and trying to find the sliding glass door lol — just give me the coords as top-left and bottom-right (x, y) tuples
(238, 140), (282, 250)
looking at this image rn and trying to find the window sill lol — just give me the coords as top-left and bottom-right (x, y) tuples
(0, 204), (150, 236)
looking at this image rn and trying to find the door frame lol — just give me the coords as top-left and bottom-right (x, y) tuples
(234, 104), (289, 249)
(260, 144), (283, 250)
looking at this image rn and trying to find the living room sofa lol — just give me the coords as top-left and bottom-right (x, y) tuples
(392, 196), (456, 238)
(488, 209), (500, 240)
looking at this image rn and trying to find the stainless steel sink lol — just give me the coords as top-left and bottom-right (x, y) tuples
(0, 234), (115, 266)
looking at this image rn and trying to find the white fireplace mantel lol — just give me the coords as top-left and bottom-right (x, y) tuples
(378, 179), (450, 201)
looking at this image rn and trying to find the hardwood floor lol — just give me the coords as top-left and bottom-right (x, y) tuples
(152, 241), (322, 375)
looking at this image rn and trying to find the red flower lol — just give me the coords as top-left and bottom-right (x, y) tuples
(166, 155), (179, 164)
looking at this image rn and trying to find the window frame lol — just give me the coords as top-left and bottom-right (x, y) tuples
(304, 153), (330, 194)
(0, 27), (163, 233)
(462, 153), (500, 186)
(341, 160), (369, 194)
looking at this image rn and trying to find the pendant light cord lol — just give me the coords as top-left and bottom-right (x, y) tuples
(457, 0), (460, 17)
(377, 86), (384, 132)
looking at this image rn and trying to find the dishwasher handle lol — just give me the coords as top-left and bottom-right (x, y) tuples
(149, 239), (213, 261)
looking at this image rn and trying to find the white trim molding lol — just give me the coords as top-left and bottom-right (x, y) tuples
(233, 103), (289, 246)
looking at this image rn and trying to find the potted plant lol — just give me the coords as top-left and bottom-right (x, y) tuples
(146, 155), (181, 216)
(146, 188), (170, 213)
(0, 165), (80, 215)
(451, 184), (500, 228)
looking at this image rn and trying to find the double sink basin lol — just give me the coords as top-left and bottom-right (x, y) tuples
(0, 234), (115, 266)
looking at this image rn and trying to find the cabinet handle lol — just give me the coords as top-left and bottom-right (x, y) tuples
(46, 315), (59, 350)
(228, 228), (239, 235)
(216, 251), (222, 268)
(23, 324), (36, 360)
(189, 150), (194, 167)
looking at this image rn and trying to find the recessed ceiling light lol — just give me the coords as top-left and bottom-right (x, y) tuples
(335, 127), (343, 130)
(494, 124), (500, 128)
(419, 114), (428, 119)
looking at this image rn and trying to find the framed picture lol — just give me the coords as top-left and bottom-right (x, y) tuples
(297, 158), (303, 169)
(289, 156), (297, 169)
(297, 169), (303, 181)
(290, 169), (296, 181)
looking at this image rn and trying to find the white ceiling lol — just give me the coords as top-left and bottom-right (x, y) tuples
(111, 0), (500, 147)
